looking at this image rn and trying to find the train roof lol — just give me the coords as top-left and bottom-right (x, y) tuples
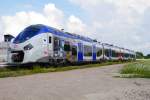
(36, 24), (94, 43)
(102, 43), (113, 46)
(13, 24), (135, 53)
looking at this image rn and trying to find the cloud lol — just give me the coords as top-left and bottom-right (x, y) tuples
(113, 0), (150, 14)
(69, 0), (150, 54)
(70, 0), (150, 14)
(0, 3), (91, 43)
(43, 4), (64, 27)
(66, 15), (90, 36)
(0, 3), (64, 41)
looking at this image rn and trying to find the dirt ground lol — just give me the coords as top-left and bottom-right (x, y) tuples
(0, 64), (150, 100)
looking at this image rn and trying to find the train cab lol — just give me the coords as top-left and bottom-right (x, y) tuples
(11, 25), (54, 63)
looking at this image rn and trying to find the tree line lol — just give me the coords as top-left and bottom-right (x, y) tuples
(136, 52), (150, 59)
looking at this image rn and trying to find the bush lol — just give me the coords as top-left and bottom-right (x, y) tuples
(120, 60), (150, 78)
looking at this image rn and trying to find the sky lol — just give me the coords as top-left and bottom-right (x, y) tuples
(0, 0), (149, 55)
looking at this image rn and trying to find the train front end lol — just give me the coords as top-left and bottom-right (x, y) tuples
(10, 25), (50, 64)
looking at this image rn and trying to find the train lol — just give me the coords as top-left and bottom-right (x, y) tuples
(9, 24), (136, 65)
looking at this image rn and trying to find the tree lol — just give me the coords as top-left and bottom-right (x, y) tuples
(136, 52), (144, 59)
(144, 54), (150, 59)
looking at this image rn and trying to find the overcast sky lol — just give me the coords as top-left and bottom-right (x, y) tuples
(0, 0), (149, 55)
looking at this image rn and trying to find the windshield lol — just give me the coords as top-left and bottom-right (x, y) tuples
(13, 25), (41, 44)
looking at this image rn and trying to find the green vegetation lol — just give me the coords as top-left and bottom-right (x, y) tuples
(136, 51), (150, 59)
(120, 60), (150, 78)
(136, 52), (144, 59)
(144, 54), (150, 59)
(0, 61), (125, 78)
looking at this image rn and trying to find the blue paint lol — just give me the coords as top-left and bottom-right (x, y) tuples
(92, 45), (96, 61)
(93, 53), (97, 61)
(78, 43), (83, 61)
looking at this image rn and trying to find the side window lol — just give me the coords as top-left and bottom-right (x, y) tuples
(78, 43), (83, 52)
(105, 49), (109, 56)
(84, 45), (92, 57)
(97, 48), (102, 57)
(112, 50), (116, 57)
(124, 53), (128, 57)
(64, 42), (71, 51)
(72, 47), (77, 56)
(49, 36), (51, 43)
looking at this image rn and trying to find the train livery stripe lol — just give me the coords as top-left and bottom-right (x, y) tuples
(78, 43), (83, 61)
(93, 45), (96, 61)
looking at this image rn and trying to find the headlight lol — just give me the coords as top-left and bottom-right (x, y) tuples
(24, 44), (33, 51)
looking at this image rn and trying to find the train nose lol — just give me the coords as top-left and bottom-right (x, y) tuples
(11, 51), (24, 63)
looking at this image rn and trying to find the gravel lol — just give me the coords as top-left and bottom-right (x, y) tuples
(0, 64), (150, 100)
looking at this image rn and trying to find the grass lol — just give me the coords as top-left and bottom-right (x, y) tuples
(120, 59), (150, 78)
(0, 61), (126, 78)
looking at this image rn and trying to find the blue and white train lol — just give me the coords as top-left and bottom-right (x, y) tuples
(10, 24), (136, 64)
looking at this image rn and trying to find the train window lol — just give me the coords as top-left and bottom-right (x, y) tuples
(105, 49), (110, 57)
(13, 25), (41, 43)
(64, 42), (71, 51)
(112, 50), (118, 57)
(72, 47), (77, 56)
(78, 43), (83, 52)
(84, 45), (92, 57)
(132, 54), (135, 58)
(96, 48), (102, 57)
(112, 50), (115, 57)
(54, 37), (60, 51)
(124, 53), (129, 58)
(49, 37), (51, 43)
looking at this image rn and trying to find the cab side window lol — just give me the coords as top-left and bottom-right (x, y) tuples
(49, 36), (51, 43)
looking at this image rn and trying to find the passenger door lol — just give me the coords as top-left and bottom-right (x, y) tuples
(47, 33), (53, 57)
(71, 45), (77, 62)
(53, 37), (64, 58)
